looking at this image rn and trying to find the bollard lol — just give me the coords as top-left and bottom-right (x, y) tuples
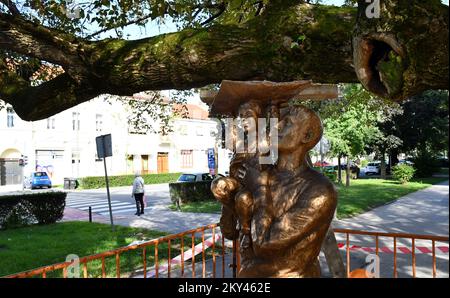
(89, 206), (92, 223)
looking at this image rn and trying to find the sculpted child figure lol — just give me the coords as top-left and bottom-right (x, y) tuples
(211, 105), (337, 278)
(211, 100), (263, 248)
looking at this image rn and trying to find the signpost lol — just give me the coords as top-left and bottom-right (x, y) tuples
(96, 134), (114, 230)
(207, 148), (216, 175)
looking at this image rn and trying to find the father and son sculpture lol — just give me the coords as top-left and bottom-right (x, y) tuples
(202, 80), (341, 278)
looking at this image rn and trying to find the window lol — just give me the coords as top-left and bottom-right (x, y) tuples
(72, 112), (80, 130)
(181, 150), (193, 168)
(6, 108), (14, 128)
(178, 174), (196, 182)
(47, 117), (56, 129)
(196, 126), (203, 136)
(96, 114), (103, 132)
(179, 125), (188, 136)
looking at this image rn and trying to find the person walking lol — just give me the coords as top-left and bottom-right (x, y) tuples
(132, 172), (145, 216)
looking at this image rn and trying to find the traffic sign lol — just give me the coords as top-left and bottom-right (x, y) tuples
(207, 148), (216, 175)
(96, 134), (112, 158)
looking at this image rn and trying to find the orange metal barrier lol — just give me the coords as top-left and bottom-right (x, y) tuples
(3, 226), (448, 278)
(4, 223), (233, 279)
(333, 229), (449, 278)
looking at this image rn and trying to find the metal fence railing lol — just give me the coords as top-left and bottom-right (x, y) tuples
(3, 225), (448, 278)
(4, 223), (236, 278)
(334, 229), (449, 278)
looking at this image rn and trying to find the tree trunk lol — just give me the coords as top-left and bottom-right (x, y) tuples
(337, 155), (342, 184)
(346, 156), (351, 187)
(380, 151), (387, 179)
(0, 0), (448, 121)
(390, 149), (400, 166)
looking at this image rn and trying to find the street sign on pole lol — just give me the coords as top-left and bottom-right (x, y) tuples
(95, 134), (114, 230)
(96, 134), (112, 158)
(207, 148), (216, 175)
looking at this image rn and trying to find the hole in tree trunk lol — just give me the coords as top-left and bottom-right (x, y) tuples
(354, 34), (405, 99)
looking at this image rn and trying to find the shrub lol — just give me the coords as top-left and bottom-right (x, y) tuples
(411, 154), (439, 178)
(392, 164), (416, 184)
(0, 192), (66, 229)
(313, 167), (337, 182)
(169, 181), (215, 205)
(324, 171), (337, 182)
(79, 173), (181, 189)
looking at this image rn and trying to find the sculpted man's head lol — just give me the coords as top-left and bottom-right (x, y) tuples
(277, 105), (323, 153)
(238, 100), (263, 119)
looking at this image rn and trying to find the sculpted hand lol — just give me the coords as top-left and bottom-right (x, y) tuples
(211, 177), (240, 207)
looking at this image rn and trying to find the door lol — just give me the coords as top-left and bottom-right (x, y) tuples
(141, 155), (149, 175)
(0, 159), (23, 185)
(157, 152), (169, 173)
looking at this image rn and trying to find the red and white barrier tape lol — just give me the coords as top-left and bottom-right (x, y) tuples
(337, 243), (449, 255)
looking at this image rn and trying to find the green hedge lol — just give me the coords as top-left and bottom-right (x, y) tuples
(169, 181), (215, 205)
(79, 173), (181, 189)
(0, 192), (66, 229)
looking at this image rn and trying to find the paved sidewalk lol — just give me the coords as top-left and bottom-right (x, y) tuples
(333, 180), (449, 235)
(62, 202), (221, 234)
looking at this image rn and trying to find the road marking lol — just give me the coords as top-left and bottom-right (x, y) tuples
(92, 204), (137, 212)
(67, 201), (123, 207)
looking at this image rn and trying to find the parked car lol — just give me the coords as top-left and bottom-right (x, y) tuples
(363, 161), (391, 176)
(23, 172), (52, 189)
(364, 162), (381, 175)
(334, 163), (360, 177)
(313, 161), (331, 167)
(177, 172), (223, 182)
(398, 159), (414, 166)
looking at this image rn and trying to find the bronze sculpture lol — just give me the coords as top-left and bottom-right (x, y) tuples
(206, 80), (339, 278)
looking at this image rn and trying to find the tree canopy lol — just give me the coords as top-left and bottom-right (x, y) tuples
(0, 0), (448, 121)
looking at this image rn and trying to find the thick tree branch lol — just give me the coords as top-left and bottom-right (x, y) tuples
(1, 59), (99, 120)
(0, 0), (448, 122)
(0, 13), (90, 79)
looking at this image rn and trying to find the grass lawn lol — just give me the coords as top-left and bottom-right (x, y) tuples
(0, 221), (223, 277)
(335, 177), (447, 218)
(169, 177), (448, 219)
(168, 200), (222, 213)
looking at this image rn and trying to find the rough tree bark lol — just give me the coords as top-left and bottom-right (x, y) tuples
(346, 156), (351, 187)
(337, 155), (342, 184)
(380, 151), (386, 179)
(0, 0), (448, 121)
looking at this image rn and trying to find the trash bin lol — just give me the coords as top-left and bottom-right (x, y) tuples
(64, 178), (78, 189)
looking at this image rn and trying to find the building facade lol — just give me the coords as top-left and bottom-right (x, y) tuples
(0, 95), (231, 185)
